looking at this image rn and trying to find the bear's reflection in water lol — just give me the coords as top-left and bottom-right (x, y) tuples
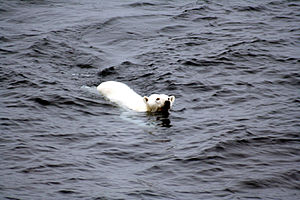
(147, 112), (171, 128)
(120, 110), (172, 128)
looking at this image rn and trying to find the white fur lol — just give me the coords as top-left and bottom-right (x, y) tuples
(97, 81), (175, 112)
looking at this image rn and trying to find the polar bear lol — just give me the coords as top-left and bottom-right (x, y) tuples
(97, 81), (175, 112)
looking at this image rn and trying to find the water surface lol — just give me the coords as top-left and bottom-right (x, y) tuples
(1, 0), (300, 199)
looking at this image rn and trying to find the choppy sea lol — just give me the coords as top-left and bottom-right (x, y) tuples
(1, 0), (300, 199)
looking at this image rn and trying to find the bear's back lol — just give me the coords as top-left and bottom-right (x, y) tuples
(97, 81), (148, 112)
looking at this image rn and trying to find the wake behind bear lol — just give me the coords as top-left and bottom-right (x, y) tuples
(97, 81), (175, 112)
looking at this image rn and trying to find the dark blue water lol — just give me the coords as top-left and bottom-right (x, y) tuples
(1, 0), (300, 199)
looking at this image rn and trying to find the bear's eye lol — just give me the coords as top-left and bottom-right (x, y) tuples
(156, 98), (160, 101)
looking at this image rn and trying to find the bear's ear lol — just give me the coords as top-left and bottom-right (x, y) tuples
(169, 96), (175, 103)
(143, 96), (149, 103)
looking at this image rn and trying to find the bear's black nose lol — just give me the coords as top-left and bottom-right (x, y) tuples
(164, 100), (170, 109)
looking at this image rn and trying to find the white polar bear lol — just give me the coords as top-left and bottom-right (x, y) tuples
(97, 81), (175, 112)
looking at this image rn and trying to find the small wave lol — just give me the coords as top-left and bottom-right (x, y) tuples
(29, 94), (86, 108)
(240, 169), (300, 190)
(193, 16), (218, 22)
(125, 2), (156, 8)
(160, 25), (188, 34)
(175, 5), (211, 20)
(178, 58), (234, 67)
(233, 5), (266, 12)
(97, 66), (118, 77)
(0, 47), (16, 55)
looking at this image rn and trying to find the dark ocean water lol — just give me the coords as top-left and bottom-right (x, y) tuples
(1, 0), (300, 199)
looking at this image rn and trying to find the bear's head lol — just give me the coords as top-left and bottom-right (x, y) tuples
(143, 94), (175, 112)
